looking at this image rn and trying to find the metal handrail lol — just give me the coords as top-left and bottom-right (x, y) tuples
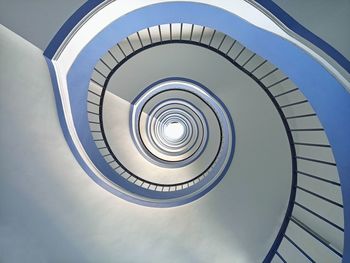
(86, 24), (344, 262)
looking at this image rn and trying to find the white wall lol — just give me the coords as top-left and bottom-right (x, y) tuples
(0, 25), (294, 262)
(273, 0), (350, 60)
(0, 0), (85, 50)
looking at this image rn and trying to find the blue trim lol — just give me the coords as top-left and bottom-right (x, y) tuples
(255, 0), (350, 73)
(45, 58), (154, 207)
(71, 69), (235, 203)
(43, 0), (104, 58)
(45, 1), (350, 261)
(47, 48), (235, 206)
(43, 0), (350, 73)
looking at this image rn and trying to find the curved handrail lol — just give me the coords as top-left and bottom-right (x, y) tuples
(86, 24), (344, 261)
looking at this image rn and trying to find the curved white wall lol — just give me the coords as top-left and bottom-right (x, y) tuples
(0, 24), (289, 263)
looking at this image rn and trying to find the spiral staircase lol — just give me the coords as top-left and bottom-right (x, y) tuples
(0, 1), (349, 262)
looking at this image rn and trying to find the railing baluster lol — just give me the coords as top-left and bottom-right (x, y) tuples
(90, 78), (104, 87)
(259, 68), (278, 81)
(290, 217), (343, 258)
(158, 25), (163, 42)
(298, 171), (340, 186)
(296, 186), (343, 208)
(147, 27), (153, 44)
(208, 30), (216, 46)
(217, 35), (227, 50)
(117, 43), (126, 57)
(250, 59), (267, 74)
(241, 53), (255, 67)
(286, 113), (316, 119)
(87, 100), (100, 107)
(290, 128), (324, 132)
(136, 32), (143, 48)
(87, 110), (99, 115)
(225, 40), (236, 55)
(180, 23), (183, 40)
(94, 67), (107, 78)
(99, 58), (112, 71)
(97, 146), (107, 149)
(88, 89), (101, 97)
(108, 50), (119, 64)
(294, 142), (331, 148)
(280, 100), (308, 108)
(126, 37), (135, 52)
(276, 252), (287, 263)
(199, 26), (205, 42)
(284, 235), (316, 263)
(266, 77), (289, 89)
(189, 24), (194, 40)
(274, 88), (298, 98)
(294, 201), (344, 231)
(234, 47), (245, 61)
(296, 156), (336, 166)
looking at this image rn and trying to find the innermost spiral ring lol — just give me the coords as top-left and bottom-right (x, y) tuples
(101, 73), (235, 202)
(130, 79), (232, 172)
(164, 122), (185, 141)
(147, 100), (205, 158)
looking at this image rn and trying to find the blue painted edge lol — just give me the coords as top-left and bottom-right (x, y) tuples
(45, 58), (151, 206)
(43, 0), (350, 74)
(44, 1), (350, 262)
(45, 56), (235, 207)
(43, 0), (104, 58)
(45, 58), (174, 207)
(255, 0), (350, 73)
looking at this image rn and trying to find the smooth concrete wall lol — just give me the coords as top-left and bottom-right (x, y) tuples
(0, 24), (296, 262)
(272, 0), (350, 60)
(0, 0), (85, 50)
